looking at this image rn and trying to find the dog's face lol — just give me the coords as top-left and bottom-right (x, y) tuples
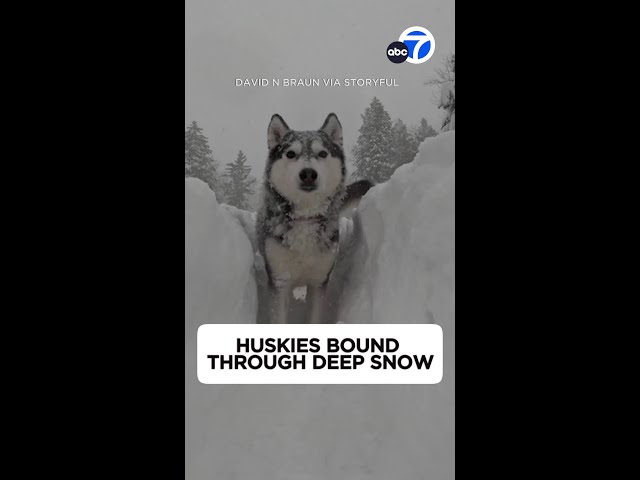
(266, 113), (346, 214)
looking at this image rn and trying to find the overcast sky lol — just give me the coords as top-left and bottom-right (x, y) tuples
(185, 0), (455, 175)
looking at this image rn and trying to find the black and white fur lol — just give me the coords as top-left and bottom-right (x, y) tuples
(257, 113), (372, 324)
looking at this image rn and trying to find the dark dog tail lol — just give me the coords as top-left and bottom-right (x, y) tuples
(340, 179), (374, 214)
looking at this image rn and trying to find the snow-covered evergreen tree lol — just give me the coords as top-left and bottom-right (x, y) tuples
(413, 118), (438, 145)
(245, 182), (263, 212)
(352, 97), (395, 183)
(390, 119), (419, 170)
(185, 121), (222, 196)
(439, 80), (455, 131)
(222, 150), (256, 210)
(425, 54), (455, 131)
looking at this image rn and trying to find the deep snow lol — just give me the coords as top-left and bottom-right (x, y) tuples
(185, 131), (455, 479)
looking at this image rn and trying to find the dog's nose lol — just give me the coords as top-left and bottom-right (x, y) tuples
(299, 168), (318, 185)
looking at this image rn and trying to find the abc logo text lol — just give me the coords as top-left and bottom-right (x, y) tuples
(387, 26), (435, 64)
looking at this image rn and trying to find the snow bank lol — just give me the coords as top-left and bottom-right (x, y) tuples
(185, 178), (257, 328)
(338, 131), (455, 327)
(185, 131), (455, 479)
(185, 178), (259, 480)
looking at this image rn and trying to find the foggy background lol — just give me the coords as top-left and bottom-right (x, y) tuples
(185, 0), (455, 175)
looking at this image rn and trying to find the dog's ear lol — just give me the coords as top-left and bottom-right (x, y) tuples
(320, 113), (343, 146)
(267, 114), (290, 150)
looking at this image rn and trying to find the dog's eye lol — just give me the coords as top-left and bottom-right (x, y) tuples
(318, 151), (328, 158)
(286, 151), (296, 159)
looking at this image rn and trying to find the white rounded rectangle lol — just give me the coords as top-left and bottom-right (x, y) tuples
(197, 324), (443, 384)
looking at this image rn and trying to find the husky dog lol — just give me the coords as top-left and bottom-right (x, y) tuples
(257, 113), (372, 324)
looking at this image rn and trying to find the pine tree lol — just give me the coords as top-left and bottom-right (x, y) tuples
(413, 118), (438, 146)
(439, 80), (455, 131)
(425, 54), (455, 131)
(390, 119), (419, 170)
(352, 97), (395, 183)
(185, 121), (222, 196)
(222, 150), (256, 210)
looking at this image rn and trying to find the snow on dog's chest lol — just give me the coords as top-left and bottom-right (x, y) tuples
(265, 222), (337, 286)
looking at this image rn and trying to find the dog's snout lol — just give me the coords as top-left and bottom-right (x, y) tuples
(299, 168), (318, 185)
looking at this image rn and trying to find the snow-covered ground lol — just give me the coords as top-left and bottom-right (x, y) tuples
(185, 131), (455, 479)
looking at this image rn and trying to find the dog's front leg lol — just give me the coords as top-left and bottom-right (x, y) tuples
(307, 285), (326, 324)
(270, 283), (292, 324)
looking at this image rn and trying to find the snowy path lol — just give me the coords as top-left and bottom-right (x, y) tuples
(185, 132), (455, 479)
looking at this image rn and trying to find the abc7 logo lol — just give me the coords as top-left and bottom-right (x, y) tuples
(387, 26), (435, 64)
